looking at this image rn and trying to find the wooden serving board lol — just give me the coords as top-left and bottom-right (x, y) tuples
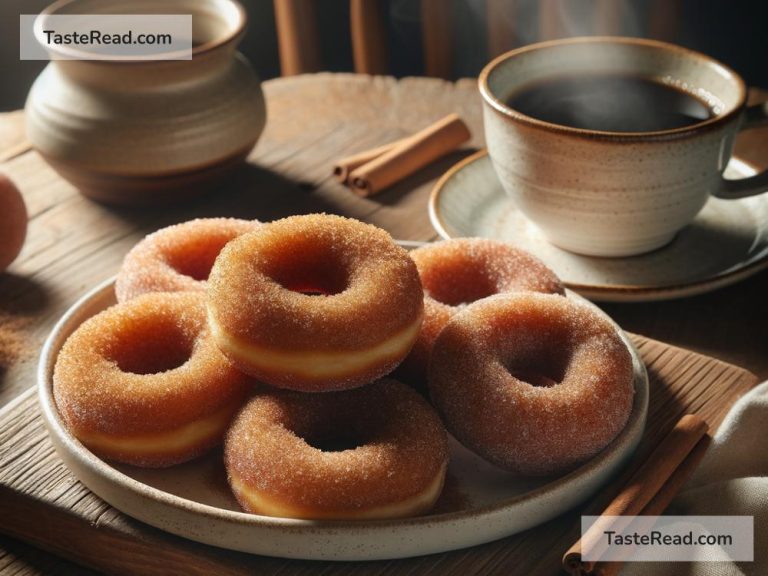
(0, 335), (757, 576)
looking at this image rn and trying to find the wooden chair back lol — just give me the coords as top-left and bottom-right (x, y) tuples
(273, 0), (681, 79)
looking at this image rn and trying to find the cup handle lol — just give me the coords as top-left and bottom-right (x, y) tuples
(714, 102), (768, 199)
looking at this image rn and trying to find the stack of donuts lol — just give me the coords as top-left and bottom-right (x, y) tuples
(53, 214), (634, 520)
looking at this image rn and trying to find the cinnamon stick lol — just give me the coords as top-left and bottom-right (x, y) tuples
(333, 138), (407, 184)
(562, 414), (709, 575)
(593, 434), (712, 576)
(348, 113), (471, 197)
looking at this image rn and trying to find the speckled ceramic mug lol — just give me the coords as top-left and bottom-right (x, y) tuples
(480, 37), (768, 257)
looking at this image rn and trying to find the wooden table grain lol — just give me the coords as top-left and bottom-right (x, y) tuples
(0, 74), (766, 574)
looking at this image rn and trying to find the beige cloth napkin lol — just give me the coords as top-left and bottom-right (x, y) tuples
(623, 381), (768, 576)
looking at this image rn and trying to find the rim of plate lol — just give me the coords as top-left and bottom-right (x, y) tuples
(428, 150), (768, 301)
(39, 276), (647, 534)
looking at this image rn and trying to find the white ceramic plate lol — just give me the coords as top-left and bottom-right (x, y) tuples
(430, 151), (768, 302)
(39, 278), (648, 561)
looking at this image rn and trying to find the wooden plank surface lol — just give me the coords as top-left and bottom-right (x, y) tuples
(0, 75), (766, 574)
(0, 535), (98, 576)
(0, 335), (757, 576)
(0, 111), (28, 162)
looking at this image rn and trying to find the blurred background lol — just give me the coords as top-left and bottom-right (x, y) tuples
(1, 0), (766, 111)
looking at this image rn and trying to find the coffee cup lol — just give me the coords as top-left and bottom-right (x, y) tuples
(479, 37), (768, 257)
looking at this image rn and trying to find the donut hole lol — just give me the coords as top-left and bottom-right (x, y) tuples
(302, 432), (368, 453)
(277, 269), (348, 296)
(164, 238), (233, 281)
(286, 403), (373, 453)
(263, 244), (351, 296)
(421, 258), (499, 306)
(284, 283), (341, 297)
(504, 354), (570, 389)
(107, 319), (196, 375)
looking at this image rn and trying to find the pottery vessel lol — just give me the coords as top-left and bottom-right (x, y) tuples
(25, 0), (266, 205)
(480, 37), (768, 257)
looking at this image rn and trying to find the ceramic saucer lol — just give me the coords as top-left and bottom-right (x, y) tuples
(429, 151), (768, 302)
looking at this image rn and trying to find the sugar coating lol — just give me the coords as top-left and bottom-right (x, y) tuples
(397, 238), (565, 387)
(428, 293), (634, 476)
(224, 378), (448, 517)
(53, 292), (255, 466)
(115, 218), (260, 302)
(208, 214), (423, 349)
(207, 214), (423, 386)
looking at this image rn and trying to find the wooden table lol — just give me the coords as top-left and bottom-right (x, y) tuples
(0, 74), (766, 574)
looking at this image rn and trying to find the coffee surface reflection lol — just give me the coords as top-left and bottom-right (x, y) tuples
(504, 74), (715, 132)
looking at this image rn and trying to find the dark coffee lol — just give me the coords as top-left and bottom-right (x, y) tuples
(504, 74), (714, 132)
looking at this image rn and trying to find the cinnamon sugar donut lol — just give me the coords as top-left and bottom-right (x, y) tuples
(429, 293), (634, 476)
(116, 218), (260, 302)
(53, 292), (254, 467)
(207, 214), (424, 392)
(399, 239), (564, 386)
(225, 379), (448, 519)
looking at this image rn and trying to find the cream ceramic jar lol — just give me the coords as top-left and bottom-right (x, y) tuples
(25, 0), (266, 205)
(480, 37), (768, 257)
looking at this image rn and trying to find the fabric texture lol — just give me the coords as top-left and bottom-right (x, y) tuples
(623, 381), (768, 576)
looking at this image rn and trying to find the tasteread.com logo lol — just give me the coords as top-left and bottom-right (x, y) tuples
(580, 515), (753, 563)
(604, 529), (733, 548)
(20, 14), (193, 60)
(40, 28), (173, 47)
